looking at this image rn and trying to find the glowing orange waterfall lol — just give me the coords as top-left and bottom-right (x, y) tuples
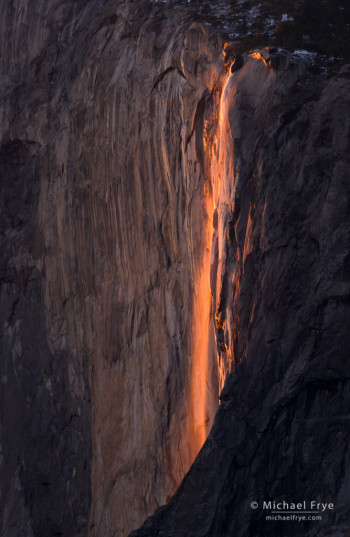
(213, 70), (233, 206)
(189, 67), (232, 457)
(189, 185), (215, 456)
(211, 68), (236, 392)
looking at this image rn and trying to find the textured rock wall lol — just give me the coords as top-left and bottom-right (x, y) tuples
(131, 50), (350, 537)
(0, 1), (225, 536)
(0, 2), (93, 536)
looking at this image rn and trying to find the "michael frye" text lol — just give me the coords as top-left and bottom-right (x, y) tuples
(263, 501), (334, 512)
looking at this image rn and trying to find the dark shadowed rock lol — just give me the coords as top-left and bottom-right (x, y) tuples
(230, 54), (244, 73)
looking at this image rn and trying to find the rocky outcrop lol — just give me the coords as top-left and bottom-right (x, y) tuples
(1, 2), (350, 537)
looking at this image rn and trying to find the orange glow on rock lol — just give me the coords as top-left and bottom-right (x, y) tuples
(251, 51), (269, 67)
(210, 68), (237, 390)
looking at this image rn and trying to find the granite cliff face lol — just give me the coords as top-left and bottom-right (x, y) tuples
(1, 2), (223, 535)
(1, 2), (350, 537)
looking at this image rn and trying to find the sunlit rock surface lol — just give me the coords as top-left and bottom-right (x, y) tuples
(1, 1), (350, 537)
